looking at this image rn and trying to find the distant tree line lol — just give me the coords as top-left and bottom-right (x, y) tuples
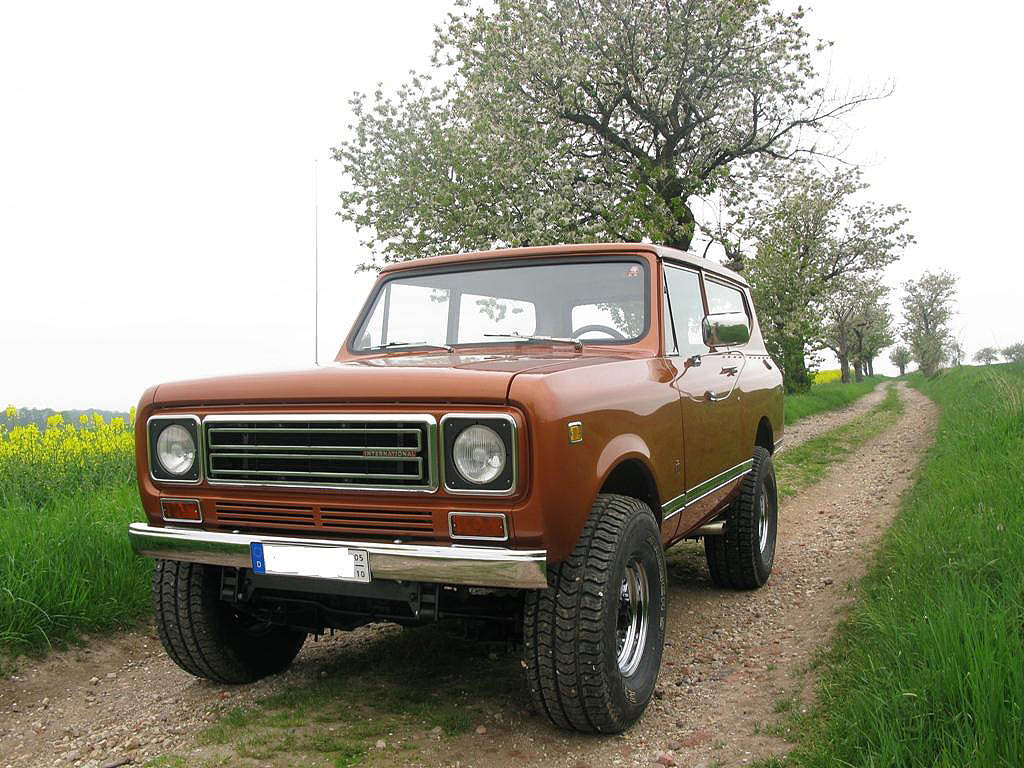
(973, 343), (1024, 366)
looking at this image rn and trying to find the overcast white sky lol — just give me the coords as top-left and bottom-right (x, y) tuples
(2, 1), (1021, 410)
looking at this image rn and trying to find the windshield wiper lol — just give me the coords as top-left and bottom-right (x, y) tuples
(483, 332), (583, 353)
(367, 341), (454, 353)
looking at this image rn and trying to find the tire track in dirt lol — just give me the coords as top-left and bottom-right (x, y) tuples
(0, 383), (933, 768)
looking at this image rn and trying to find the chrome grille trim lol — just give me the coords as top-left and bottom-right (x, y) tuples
(202, 414), (438, 493)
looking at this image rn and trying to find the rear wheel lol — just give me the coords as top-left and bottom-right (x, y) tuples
(523, 494), (666, 733)
(705, 446), (778, 589)
(153, 559), (306, 684)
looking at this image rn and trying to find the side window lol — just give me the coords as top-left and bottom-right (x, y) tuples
(704, 279), (747, 318)
(663, 266), (706, 358)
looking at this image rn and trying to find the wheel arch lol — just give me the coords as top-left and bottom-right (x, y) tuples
(755, 416), (775, 455)
(597, 452), (662, 524)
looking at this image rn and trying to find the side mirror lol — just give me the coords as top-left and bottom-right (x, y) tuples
(702, 312), (750, 348)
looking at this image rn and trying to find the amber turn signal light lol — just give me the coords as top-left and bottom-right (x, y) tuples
(160, 498), (202, 523)
(448, 512), (508, 541)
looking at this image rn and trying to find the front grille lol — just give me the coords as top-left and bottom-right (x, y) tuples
(214, 501), (435, 539)
(203, 415), (437, 491)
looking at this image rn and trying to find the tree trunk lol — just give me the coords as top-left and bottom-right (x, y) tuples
(853, 360), (864, 382)
(660, 191), (696, 251)
(837, 326), (851, 383)
(898, 363), (906, 376)
(838, 354), (850, 384)
(867, 357), (875, 376)
(781, 339), (813, 394)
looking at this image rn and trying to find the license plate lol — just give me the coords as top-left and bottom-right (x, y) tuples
(250, 542), (370, 582)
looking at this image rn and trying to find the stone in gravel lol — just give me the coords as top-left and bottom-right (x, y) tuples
(475, 725), (488, 735)
(105, 673), (117, 680)
(375, 739), (386, 750)
(89, 677), (100, 686)
(653, 752), (677, 766)
(666, 740), (682, 751)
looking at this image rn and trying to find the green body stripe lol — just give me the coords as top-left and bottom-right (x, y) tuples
(662, 459), (753, 519)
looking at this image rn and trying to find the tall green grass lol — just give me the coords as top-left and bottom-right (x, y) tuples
(784, 376), (884, 425)
(0, 414), (148, 656)
(788, 363), (1024, 767)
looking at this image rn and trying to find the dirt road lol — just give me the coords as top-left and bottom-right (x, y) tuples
(0, 384), (937, 768)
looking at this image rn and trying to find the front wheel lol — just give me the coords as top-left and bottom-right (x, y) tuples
(523, 494), (666, 733)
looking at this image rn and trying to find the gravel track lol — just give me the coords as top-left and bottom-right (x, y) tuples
(0, 383), (936, 768)
(778, 382), (890, 454)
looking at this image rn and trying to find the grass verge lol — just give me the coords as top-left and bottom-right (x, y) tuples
(784, 376), (884, 425)
(776, 385), (902, 498)
(0, 483), (149, 657)
(0, 410), (147, 659)
(779, 363), (1024, 766)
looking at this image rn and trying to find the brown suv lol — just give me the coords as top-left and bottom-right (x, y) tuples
(130, 243), (783, 733)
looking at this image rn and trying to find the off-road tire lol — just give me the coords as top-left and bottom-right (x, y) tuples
(704, 446), (778, 589)
(522, 494), (666, 733)
(153, 559), (306, 684)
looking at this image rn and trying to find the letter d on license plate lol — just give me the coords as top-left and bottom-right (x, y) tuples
(250, 542), (370, 582)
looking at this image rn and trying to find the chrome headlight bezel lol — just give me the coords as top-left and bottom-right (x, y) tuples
(147, 415), (202, 484)
(441, 414), (517, 495)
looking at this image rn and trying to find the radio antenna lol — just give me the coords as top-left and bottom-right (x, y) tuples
(313, 158), (319, 366)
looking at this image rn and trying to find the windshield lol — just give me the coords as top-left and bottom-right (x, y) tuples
(351, 260), (649, 351)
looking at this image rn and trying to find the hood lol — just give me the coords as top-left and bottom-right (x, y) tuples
(151, 352), (628, 407)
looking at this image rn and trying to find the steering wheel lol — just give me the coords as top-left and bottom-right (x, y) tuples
(572, 324), (626, 341)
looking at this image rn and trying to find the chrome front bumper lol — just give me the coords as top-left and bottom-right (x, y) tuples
(128, 523), (548, 590)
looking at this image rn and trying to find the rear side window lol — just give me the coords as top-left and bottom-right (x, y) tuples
(704, 279), (748, 318)
(663, 266), (706, 358)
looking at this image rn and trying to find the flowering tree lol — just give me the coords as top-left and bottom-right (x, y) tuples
(1003, 342), (1024, 363)
(737, 165), (911, 391)
(901, 270), (957, 377)
(334, 0), (881, 270)
(889, 345), (911, 376)
(973, 347), (1001, 365)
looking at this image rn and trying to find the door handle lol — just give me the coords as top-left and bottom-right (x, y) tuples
(705, 390), (730, 402)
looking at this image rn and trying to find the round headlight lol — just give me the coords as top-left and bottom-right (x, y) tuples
(156, 424), (197, 476)
(452, 424), (506, 485)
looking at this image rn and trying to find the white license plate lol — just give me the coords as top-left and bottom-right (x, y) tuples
(250, 542), (370, 582)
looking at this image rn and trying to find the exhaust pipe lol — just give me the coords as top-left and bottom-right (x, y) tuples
(692, 520), (725, 536)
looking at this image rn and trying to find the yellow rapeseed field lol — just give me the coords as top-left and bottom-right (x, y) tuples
(0, 407), (135, 505)
(813, 369), (842, 384)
